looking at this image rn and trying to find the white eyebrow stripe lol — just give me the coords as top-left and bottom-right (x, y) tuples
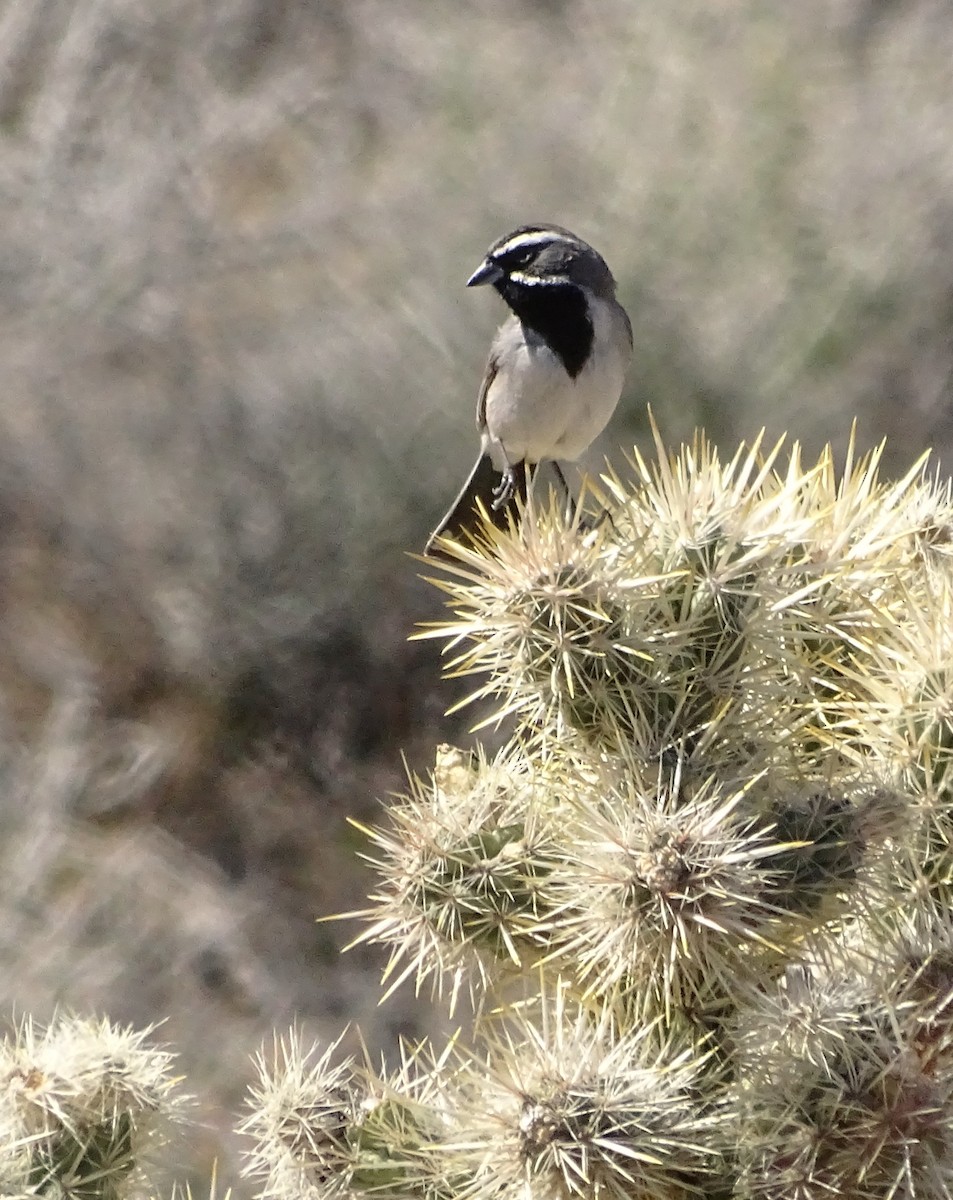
(493, 229), (569, 257)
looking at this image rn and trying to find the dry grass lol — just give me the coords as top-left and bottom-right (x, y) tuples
(0, 0), (952, 1192)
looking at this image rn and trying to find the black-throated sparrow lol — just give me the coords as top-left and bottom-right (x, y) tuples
(426, 224), (632, 554)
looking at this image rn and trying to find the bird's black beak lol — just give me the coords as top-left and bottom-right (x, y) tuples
(466, 258), (503, 287)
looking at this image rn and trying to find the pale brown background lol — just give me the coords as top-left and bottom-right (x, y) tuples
(0, 0), (952, 1192)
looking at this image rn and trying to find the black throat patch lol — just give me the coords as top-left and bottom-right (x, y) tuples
(496, 278), (593, 378)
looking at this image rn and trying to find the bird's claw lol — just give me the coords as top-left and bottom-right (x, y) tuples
(491, 468), (516, 511)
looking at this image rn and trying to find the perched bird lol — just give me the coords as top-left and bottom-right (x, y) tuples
(426, 224), (632, 554)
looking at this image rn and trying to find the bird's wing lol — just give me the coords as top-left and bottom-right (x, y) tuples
(476, 347), (500, 433)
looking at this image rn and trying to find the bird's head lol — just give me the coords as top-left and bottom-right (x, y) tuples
(467, 225), (618, 299)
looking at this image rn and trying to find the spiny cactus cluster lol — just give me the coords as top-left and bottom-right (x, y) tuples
(246, 431), (953, 1200)
(0, 1013), (185, 1199)
(7, 431), (953, 1200)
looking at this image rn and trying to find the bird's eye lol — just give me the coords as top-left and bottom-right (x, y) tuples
(510, 247), (535, 267)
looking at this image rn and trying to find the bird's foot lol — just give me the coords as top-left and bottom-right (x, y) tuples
(492, 467), (517, 511)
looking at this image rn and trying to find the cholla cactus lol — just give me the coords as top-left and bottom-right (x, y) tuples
(0, 1012), (184, 1199)
(242, 1029), (460, 1200)
(246, 430), (953, 1199)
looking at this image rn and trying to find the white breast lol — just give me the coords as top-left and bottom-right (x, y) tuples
(480, 295), (630, 468)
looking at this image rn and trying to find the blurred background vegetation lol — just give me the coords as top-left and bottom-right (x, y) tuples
(0, 0), (952, 1193)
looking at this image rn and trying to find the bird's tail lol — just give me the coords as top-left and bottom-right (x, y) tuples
(425, 456), (528, 556)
